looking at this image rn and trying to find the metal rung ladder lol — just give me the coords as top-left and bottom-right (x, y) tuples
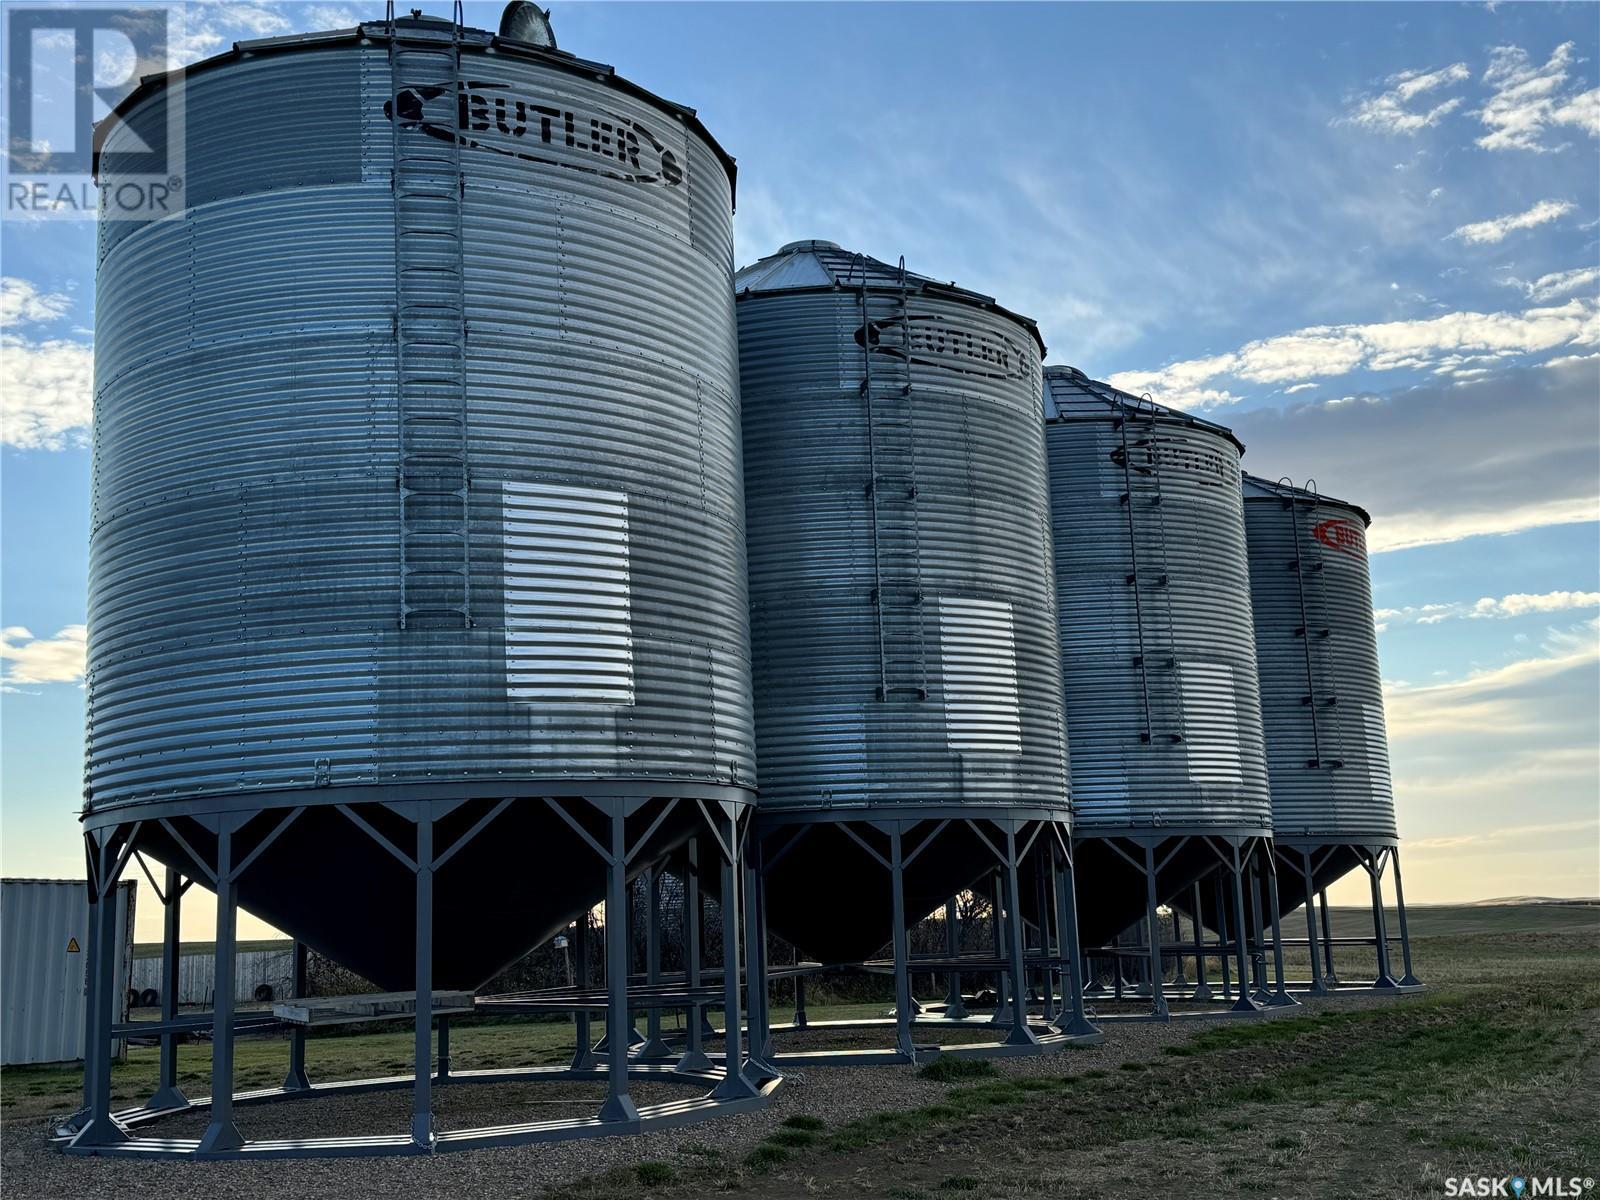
(1284, 481), (1344, 769)
(857, 258), (927, 702)
(1113, 400), (1185, 747)
(390, 7), (471, 630)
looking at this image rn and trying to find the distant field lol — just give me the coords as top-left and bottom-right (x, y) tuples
(1322, 902), (1598, 940)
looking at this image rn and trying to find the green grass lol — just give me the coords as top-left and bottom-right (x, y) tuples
(917, 1057), (998, 1083)
(633, 1162), (675, 1186)
(782, 1113), (827, 1131)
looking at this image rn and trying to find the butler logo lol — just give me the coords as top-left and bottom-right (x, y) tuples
(385, 81), (683, 186)
(1313, 517), (1364, 559)
(854, 313), (1030, 381)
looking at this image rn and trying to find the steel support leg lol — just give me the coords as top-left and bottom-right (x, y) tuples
(1190, 880), (1211, 1002)
(678, 840), (711, 1071)
(639, 866), (672, 1059)
(1214, 872), (1233, 1001)
(1034, 856), (1056, 1020)
(1171, 905), (1188, 989)
(198, 828), (243, 1154)
(890, 828), (917, 1058)
(1368, 853), (1398, 990)
(1391, 847), (1421, 986)
(282, 939), (312, 1091)
(979, 876), (1004, 1024)
(713, 819), (758, 1101)
(410, 810), (435, 1148)
(1142, 844), (1169, 1018)
(1003, 831), (1038, 1045)
(600, 811), (639, 1122)
(570, 913), (596, 1070)
(1319, 887), (1339, 985)
(1051, 841), (1097, 1037)
(72, 837), (129, 1148)
(1247, 857), (1270, 1002)
(150, 866), (190, 1109)
(943, 898), (968, 1019)
(1263, 853), (1297, 1007)
(1301, 851), (1328, 996)
(743, 843), (776, 1072)
(1228, 849), (1259, 1012)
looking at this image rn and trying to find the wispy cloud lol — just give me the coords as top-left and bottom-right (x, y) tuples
(1384, 619), (1599, 739)
(1376, 590), (1600, 630)
(1346, 62), (1471, 134)
(1406, 816), (1599, 852)
(1448, 198), (1574, 244)
(0, 278), (72, 326)
(1477, 42), (1600, 151)
(0, 625), (87, 689)
(1106, 296), (1599, 408)
(1504, 266), (1600, 304)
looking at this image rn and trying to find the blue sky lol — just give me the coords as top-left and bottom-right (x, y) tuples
(2, 1), (1597, 937)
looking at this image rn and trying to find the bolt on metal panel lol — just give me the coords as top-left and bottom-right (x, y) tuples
(1242, 475), (1398, 843)
(736, 243), (1070, 818)
(1043, 367), (1273, 836)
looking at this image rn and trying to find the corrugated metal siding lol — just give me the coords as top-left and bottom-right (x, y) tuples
(1044, 369), (1272, 834)
(1, 881), (134, 1066)
(1243, 480), (1398, 841)
(129, 944), (294, 1007)
(738, 280), (1070, 815)
(87, 35), (753, 812)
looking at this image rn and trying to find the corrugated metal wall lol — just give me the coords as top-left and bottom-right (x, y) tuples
(1044, 368), (1272, 835)
(87, 28), (753, 813)
(1243, 477), (1397, 842)
(128, 944), (295, 1007)
(1, 880), (134, 1066)
(737, 252), (1070, 816)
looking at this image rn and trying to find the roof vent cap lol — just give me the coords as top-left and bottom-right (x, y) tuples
(499, 1), (556, 48)
(777, 239), (841, 254)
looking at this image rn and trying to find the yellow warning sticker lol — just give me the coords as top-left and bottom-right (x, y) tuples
(66, 937), (80, 953)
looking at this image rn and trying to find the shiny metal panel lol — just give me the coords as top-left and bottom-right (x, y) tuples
(736, 247), (1069, 817)
(1242, 476), (1398, 842)
(87, 24), (754, 813)
(1043, 367), (1272, 835)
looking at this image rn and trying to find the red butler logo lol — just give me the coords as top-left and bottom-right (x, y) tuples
(1313, 518), (1364, 559)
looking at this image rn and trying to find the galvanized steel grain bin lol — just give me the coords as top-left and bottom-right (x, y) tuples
(1043, 368), (1272, 947)
(87, 14), (753, 988)
(736, 241), (1070, 962)
(1242, 475), (1398, 901)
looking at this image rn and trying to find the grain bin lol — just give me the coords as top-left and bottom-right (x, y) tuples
(74, 6), (769, 1155)
(1043, 368), (1274, 1010)
(736, 242), (1091, 1054)
(1242, 475), (1418, 991)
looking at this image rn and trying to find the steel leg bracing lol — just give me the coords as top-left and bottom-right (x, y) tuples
(64, 795), (776, 1161)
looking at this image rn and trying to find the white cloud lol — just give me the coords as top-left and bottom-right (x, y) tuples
(1477, 43), (1600, 151)
(0, 277), (72, 326)
(1376, 591), (1600, 628)
(303, 5), (359, 28)
(1506, 266), (1600, 303)
(0, 334), (94, 450)
(0, 626), (87, 688)
(1448, 198), (1574, 244)
(1105, 296), (1599, 408)
(1384, 619), (1599, 739)
(1347, 62), (1471, 134)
